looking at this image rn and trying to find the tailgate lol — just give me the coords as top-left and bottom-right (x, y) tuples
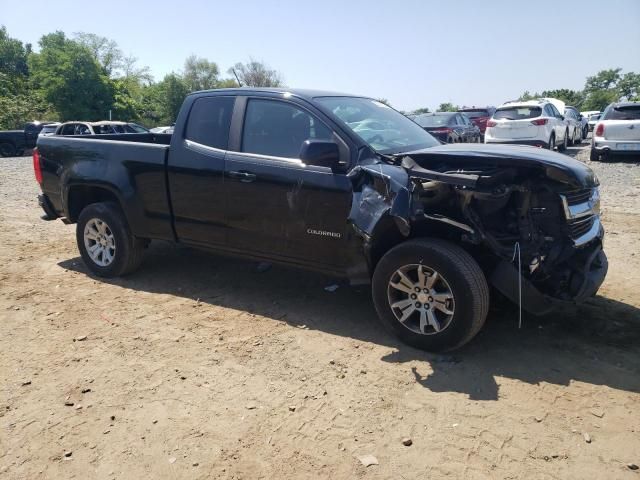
(603, 120), (640, 141)
(491, 119), (538, 139)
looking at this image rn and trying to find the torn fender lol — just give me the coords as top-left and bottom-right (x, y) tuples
(347, 162), (412, 236)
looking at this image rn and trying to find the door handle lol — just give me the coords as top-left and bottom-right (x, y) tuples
(228, 170), (257, 183)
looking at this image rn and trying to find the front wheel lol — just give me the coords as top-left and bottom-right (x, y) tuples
(76, 202), (144, 277)
(372, 239), (489, 352)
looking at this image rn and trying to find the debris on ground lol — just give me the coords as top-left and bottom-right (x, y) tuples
(324, 284), (339, 292)
(401, 437), (412, 446)
(357, 454), (379, 467)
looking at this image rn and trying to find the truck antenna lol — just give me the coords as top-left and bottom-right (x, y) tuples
(232, 69), (242, 87)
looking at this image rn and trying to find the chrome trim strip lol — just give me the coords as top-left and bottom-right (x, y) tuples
(573, 216), (602, 247)
(560, 188), (600, 220)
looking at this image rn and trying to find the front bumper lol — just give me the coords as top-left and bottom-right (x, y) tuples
(490, 238), (608, 316)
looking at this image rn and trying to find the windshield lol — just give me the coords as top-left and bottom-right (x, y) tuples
(315, 97), (439, 154)
(415, 114), (453, 127)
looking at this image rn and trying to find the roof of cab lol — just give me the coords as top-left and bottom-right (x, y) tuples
(188, 87), (364, 101)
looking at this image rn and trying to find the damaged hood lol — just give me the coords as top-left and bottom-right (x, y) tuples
(401, 143), (598, 189)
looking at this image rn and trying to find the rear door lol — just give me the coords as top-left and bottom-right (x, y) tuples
(224, 96), (353, 268)
(492, 106), (541, 139)
(601, 104), (640, 143)
(167, 95), (236, 246)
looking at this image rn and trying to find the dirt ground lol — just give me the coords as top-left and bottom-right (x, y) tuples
(1, 145), (639, 479)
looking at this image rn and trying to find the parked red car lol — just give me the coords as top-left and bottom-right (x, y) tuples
(458, 107), (495, 139)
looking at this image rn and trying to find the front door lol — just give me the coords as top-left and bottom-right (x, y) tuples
(224, 98), (352, 269)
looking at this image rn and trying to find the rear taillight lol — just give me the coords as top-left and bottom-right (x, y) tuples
(33, 147), (43, 184)
(487, 120), (497, 127)
(594, 123), (604, 136)
(530, 118), (548, 126)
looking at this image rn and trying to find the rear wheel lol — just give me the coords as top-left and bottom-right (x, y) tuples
(372, 238), (489, 352)
(589, 148), (600, 161)
(76, 202), (144, 277)
(548, 134), (555, 150)
(0, 142), (16, 157)
(557, 130), (568, 152)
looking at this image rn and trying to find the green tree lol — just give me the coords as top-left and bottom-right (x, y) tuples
(74, 32), (123, 76)
(375, 98), (391, 106)
(584, 68), (622, 93)
(183, 55), (221, 92)
(618, 72), (640, 101)
(230, 59), (283, 87)
(0, 25), (30, 95)
(540, 88), (585, 107)
(29, 32), (114, 120)
(412, 107), (430, 115)
(438, 102), (458, 112)
(518, 91), (539, 101)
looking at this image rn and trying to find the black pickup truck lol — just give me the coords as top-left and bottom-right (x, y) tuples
(34, 88), (608, 351)
(0, 121), (54, 156)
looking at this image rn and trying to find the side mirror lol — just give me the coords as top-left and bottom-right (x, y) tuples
(300, 140), (340, 169)
(578, 114), (583, 120)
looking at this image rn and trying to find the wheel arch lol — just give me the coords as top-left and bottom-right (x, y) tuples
(65, 184), (126, 224)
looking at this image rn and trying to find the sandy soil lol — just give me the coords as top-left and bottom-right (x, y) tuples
(1, 145), (639, 479)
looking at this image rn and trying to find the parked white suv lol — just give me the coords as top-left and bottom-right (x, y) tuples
(590, 102), (640, 161)
(485, 99), (570, 151)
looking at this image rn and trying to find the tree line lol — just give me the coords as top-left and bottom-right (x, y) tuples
(409, 69), (640, 115)
(0, 26), (283, 129)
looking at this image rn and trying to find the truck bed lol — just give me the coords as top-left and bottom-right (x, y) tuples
(36, 134), (174, 241)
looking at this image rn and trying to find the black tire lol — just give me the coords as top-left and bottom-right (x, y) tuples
(548, 134), (555, 151)
(372, 238), (489, 352)
(574, 128), (581, 145)
(557, 130), (568, 152)
(0, 142), (17, 157)
(589, 148), (599, 161)
(76, 202), (144, 277)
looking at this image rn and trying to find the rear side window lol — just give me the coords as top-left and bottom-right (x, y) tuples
(242, 99), (332, 158)
(602, 105), (640, 120)
(185, 96), (235, 150)
(494, 107), (542, 120)
(60, 124), (76, 135)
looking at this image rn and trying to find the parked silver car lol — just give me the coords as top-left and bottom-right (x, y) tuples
(590, 102), (640, 161)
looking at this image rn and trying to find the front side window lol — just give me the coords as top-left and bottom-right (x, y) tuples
(75, 124), (91, 135)
(242, 99), (332, 158)
(185, 96), (236, 150)
(316, 96), (439, 154)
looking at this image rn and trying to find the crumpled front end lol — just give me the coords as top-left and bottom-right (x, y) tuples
(347, 146), (608, 313)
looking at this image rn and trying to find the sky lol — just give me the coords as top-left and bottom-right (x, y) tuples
(2, 0), (640, 112)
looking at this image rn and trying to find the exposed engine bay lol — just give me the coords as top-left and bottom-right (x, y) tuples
(348, 145), (608, 314)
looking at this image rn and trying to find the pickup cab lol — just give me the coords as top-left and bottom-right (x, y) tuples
(34, 88), (608, 351)
(0, 121), (55, 156)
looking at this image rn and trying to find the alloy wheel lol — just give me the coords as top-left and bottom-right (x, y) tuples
(83, 218), (116, 266)
(387, 264), (455, 335)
